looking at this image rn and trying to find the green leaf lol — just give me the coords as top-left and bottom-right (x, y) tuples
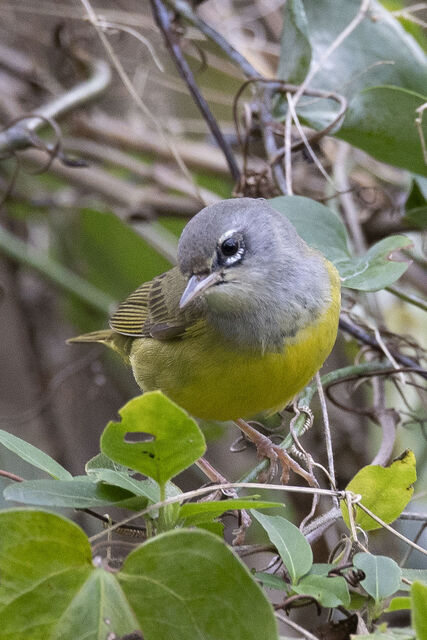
(288, 0), (427, 97)
(101, 391), (206, 485)
(269, 196), (412, 290)
(293, 574), (350, 607)
(338, 86), (427, 176)
(339, 235), (413, 292)
(252, 511), (312, 584)
(3, 477), (146, 509)
(278, 0), (311, 84)
(87, 468), (161, 501)
(353, 553), (402, 603)
(341, 450), (417, 531)
(179, 498), (281, 526)
(117, 529), (278, 640)
(0, 510), (138, 639)
(269, 195), (350, 264)
(0, 429), (71, 480)
(385, 597), (411, 612)
(254, 572), (291, 591)
(85, 452), (129, 474)
(276, 0), (427, 172)
(411, 581), (427, 640)
(404, 177), (427, 229)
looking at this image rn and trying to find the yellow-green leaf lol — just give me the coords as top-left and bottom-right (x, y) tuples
(341, 450), (416, 531)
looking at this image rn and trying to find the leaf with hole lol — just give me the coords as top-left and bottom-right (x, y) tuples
(353, 553), (402, 603)
(101, 391), (206, 486)
(0, 429), (71, 480)
(252, 511), (312, 584)
(341, 450), (417, 531)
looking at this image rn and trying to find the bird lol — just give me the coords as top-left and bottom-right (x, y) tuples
(70, 197), (340, 482)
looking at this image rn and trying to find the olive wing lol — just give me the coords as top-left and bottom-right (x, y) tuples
(109, 267), (190, 339)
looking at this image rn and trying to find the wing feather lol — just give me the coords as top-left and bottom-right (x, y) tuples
(109, 267), (191, 339)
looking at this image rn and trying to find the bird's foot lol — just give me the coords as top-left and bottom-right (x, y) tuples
(235, 418), (318, 487)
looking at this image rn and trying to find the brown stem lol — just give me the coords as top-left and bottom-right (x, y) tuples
(150, 0), (241, 183)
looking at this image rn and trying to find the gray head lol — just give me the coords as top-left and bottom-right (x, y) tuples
(177, 198), (332, 350)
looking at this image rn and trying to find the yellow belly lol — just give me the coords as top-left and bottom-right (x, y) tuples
(129, 272), (340, 421)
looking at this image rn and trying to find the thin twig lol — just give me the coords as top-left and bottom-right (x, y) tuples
(386, 285), (427, 313)
(150, 0), (240, 182)
(339, 316), (427, 380)
(79, 0), (205, 204)
(284, 92), (293, 195)
(89, 482), (344, 543)
(356, 501), (427, 556)
(315, 372), (337, 504)
(166, 0), (261, 79)
(275, 612), (320, 640)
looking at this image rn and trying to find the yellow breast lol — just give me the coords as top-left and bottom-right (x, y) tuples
(130, 263), (340, 421)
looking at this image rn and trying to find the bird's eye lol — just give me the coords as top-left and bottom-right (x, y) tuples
(221, 237), (239, 256)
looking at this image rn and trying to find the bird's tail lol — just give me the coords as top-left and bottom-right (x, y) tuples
(67, 330), (132, 362)
(67, 329), (115, 345)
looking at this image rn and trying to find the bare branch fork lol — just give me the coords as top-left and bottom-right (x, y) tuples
(150, 0), (241, 183)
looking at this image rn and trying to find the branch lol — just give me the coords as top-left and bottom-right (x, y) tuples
(150, 0), (241, 182)
(166, 0), (261, 79)
(339, 317), (427, 379)
(0, 54), (111, 157)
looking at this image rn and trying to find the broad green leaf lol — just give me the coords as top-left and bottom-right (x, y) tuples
(252, 511), (312, 584)
(338, 86), (427, 176)
(276, 0), (427, 172)
(293, 574), (350, 607)
(308, 563), (334, 576)
(0, 510), (137, 639)
(255, 572), (291, 591)
(278, 0), (311, 84)
(196, 520), (225, 537)
(404, 177), (427, 229)
(87, 468), (161, 502)
(411, 581), (427, 640)
(101, 392), (206, 485)
(353, 553), (402, 603)
(269, 196), (412, 290)
(385, 597), (411, 612)
(341, 450), (417, 530)
(117, 529), (278, 640)
(400, 568), (427, 590)
(339, 235), (413, 291)
(4, 477), (146, 509)
(269, 195), (350, 265)
(0, 429), (71, 480)
(286, 1), (427, 98)
(179, 498), (281, 526)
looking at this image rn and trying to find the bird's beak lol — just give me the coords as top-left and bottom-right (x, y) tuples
(179, 272), (222, 309)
